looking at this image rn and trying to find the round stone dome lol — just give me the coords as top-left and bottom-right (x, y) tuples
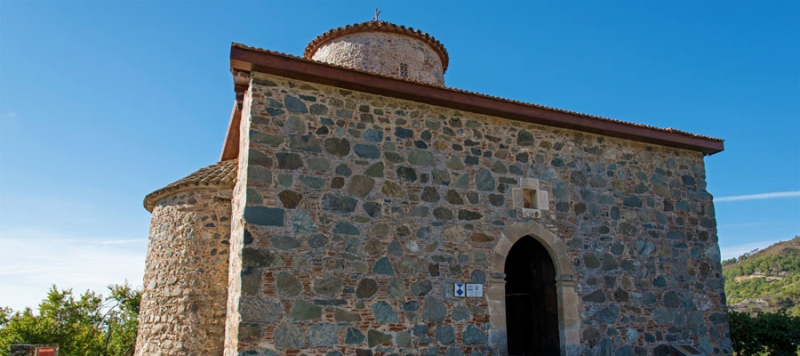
(143, 159), (237, 212)
(304, 21), (449, 86)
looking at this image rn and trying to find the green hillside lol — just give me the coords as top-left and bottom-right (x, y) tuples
(723, 236), (800, 316)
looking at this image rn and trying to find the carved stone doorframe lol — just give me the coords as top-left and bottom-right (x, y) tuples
(486, 221), (581, 356)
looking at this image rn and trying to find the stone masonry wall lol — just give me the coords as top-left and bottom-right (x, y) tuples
(231, 72), (731, 355)
(135, 188), (232, 356)
(225, 94), (256, 356)
(311, 32), (445, 85)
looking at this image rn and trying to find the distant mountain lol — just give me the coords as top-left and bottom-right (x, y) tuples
(723, 236), (800, 316)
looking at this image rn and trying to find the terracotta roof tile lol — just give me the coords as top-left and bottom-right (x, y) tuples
(144, 159), (237, 212)
(231, 42), (722, 143)
(304, 21), (450, 72)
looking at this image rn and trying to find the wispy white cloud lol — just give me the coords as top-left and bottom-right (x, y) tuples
(720, 240), (782, 260)
(718, 221), (798, 229)
(715, 190), (800, 202)
(1, 111), (18, 122)
(92, 239), (147, 245)
(0, 111), (20, 131)
(0, 268), (50, 276)
(0, 229), (146, 311)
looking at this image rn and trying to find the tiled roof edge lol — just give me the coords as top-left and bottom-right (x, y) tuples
(143, 159), (238, 212)
(232, 42), (723, 145)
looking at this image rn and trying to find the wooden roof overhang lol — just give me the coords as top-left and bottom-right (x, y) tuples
(221, 44), (723, 161)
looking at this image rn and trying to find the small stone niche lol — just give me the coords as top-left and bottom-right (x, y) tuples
(523, 188), (538, 209)
(513, 178), (549, 218)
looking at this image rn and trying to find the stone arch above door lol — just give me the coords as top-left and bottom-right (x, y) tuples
(485, 221), (581, 356)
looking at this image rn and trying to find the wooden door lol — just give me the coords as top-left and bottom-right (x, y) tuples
(505, 236), (560, 355)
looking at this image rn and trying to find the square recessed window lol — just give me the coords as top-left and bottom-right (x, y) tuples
(523, 188), (538, 209)
(399, 63), (409, 78)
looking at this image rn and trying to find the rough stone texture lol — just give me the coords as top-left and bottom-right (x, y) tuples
(310, 32), (445, 85)
(135, 188), (232, 356)
(138, 59), (730, 356)
(224, 73), (731, 356)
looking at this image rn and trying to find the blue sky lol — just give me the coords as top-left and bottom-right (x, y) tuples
(1, 1), (797, 310)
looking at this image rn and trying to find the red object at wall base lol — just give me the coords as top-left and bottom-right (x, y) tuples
(36, 348), (55, 356)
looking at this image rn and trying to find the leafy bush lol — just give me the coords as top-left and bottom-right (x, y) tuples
(729, 309), (800, 355)
(0, 283), (140, 356)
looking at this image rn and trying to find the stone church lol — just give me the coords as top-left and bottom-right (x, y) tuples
(134, 19), (731, 356)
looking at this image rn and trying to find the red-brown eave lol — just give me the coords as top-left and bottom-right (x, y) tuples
(221, 43), (723, 161)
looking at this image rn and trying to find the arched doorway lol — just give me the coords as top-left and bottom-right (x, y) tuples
(504, 236), (560, 355)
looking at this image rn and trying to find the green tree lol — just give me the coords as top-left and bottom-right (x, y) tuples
(724, 237), (800, 316)
(730, 309), (800, 355)
(0, 283), (140, 356)
(103, 284), (141, 356)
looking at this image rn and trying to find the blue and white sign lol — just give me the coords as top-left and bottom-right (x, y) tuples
(454, 283), (465, 297)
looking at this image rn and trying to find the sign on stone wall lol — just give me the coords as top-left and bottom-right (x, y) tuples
(454, 282), (465, 297)
(466, 284), (483, 297)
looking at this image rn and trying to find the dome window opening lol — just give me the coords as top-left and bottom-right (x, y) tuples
(399, 63), (409, 79)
